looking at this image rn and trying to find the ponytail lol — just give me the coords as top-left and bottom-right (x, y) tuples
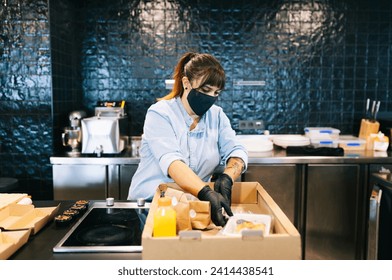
(159, 52), (196, 100)
(159, 52), (225, 101)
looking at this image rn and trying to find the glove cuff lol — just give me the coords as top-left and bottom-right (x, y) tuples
(220, 173), (233, 185)
(197, 185), (212, 201)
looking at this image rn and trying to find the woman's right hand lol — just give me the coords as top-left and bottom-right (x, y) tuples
(197, 185), (233, 226)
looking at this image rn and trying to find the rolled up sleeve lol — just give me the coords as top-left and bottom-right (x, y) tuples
(217, 109), (248, 172)
(143, 106), (186, 177)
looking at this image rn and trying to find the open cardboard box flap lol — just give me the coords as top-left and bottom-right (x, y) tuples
(142, 182), (301, 260)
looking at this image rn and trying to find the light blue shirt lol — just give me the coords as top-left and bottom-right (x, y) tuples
(128, 97), (248, 201)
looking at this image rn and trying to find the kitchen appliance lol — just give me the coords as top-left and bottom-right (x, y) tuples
(62, 111), (86, 156)
(81, 101), (128, 154)
(53, 201), (150, 253)
(368, 172), (392, 259)
(62, 127), (82, 155)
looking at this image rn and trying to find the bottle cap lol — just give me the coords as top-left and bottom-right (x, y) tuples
(158, 197), (172, 207)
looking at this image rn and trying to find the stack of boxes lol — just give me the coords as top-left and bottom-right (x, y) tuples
(305, 127), (340, 148)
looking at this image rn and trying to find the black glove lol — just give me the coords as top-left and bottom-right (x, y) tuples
(197, 185), (233, 227)
(214, 173), (234, 206)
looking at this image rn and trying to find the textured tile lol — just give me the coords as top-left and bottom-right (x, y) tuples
(1, 0), (392, 199)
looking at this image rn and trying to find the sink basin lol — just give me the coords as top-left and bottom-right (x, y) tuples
(236, 135), (274, 152)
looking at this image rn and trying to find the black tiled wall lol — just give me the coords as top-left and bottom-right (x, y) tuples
(50, 0), (82, 153)
(0, 0), (53, 199)
(1, 0), (391, 199)
(76, 0), (392, 135)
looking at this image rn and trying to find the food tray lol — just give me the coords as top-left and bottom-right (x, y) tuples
(0, 229), (31, 260)
(0, 204), (59, 235)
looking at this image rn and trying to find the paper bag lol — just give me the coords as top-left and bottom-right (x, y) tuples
(189, 200), (211, 229)
(157, 184), (211, 231)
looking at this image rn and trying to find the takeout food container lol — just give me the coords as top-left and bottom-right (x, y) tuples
(0, 193), (29, 210)
(0, 204), (59, 235)
(221, 213), (272, 237)
(142, 182), (301, 260)
(0, 229), (31, 260)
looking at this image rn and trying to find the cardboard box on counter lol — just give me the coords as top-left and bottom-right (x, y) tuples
(142, 182), (301, 260)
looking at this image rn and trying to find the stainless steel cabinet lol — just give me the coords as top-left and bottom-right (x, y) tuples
(305, 164), (366, 260)
(53, 165), (111, 200)
(52, 164), (137, 200)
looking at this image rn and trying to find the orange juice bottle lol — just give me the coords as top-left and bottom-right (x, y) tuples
(153, 197), (176, 237)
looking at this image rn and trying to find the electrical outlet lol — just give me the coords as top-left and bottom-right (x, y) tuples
(239, 120), (248, 130)
(238, 120), (264, 130)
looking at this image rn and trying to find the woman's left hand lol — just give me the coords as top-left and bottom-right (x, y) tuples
(214, 173), (234, 205)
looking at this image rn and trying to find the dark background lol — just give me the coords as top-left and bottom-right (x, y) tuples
(1, 0), (391, 199)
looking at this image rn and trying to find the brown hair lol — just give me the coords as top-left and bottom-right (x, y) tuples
(159, 52), (226, 100)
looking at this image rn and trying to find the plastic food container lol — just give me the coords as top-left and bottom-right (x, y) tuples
(304, 127), (340, 139)
(220, 213), (272, 237)
(338, 136), (366, 151)
(310, 139), (339, 148)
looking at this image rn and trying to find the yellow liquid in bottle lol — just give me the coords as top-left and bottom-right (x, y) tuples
(153, 197), (177, 237)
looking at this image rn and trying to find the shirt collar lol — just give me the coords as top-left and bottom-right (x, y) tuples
(175, 96), (205, 130)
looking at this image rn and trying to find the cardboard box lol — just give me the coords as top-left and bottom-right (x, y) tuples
(142, 182), (301, 260)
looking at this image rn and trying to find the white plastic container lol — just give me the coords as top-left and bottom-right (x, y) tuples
(310, 139), (339, 148)
(338, 136), (366, 151)
(304, 127), (340, 140)
(221, 213), (272, 237)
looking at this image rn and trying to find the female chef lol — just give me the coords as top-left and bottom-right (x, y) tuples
(128, 52), (248, 226)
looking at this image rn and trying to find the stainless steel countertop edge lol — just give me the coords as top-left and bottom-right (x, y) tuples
(50, 150), (392, 165)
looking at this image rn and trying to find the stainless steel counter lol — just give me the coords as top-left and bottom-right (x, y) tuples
(50, 147), (392, 165)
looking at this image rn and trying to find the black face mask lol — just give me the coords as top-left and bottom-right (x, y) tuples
(187, 89), (218, 116)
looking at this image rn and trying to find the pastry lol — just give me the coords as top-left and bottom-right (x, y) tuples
(235, 219), (266, 233)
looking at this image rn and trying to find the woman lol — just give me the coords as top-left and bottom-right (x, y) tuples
(128, 52), (248, 226)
